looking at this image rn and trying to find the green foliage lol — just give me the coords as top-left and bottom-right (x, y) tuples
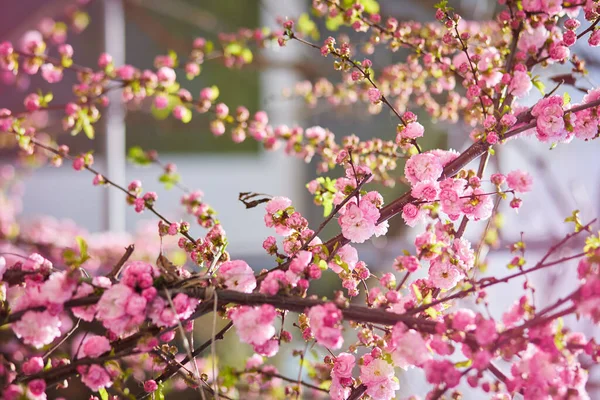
(532, 77), (545, 95)
(219, 366), (238, 389)
(564, 210), (583, 232)
(159, 172), (181, 190)
(343, 0), (379, 13)
(128, 146), (153, 166)
(298, 13), (320, 40)
(62, 236), (91, 268)
(98, 388), (109, 400)
(155, 383), (166, 400)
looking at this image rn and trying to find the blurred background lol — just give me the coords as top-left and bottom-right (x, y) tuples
(1, 0), (600, 398)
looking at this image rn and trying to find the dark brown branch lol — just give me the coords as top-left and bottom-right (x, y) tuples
(136, 321), (234, 399)
(106, 244), (135, 281)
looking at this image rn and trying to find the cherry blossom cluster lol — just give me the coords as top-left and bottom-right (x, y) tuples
(2, 0), (600, 399)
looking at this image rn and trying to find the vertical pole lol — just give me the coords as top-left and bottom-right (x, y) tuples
(259, 0), (307, 205)
(102, 0), (126, 232)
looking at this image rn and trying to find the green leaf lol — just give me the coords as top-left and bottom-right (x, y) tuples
(128, 146), (153, 166)
(219, 366), (237, 389)
(98, 388), (109, 400)
(318, 259), (328, 270)
(167, 49), (179, 68)
(152, 103), (173, 120)
(564, 210), (583, 232)
(75, 236), (89, 262)
(224, 43), (243, 56)
(179, 107), (192, 123)
(322, 191), (334, 217)
(532, 79), (545, 95)
(455, 359), (473, 368)
(155, 383), (165, 400)
(360, 0), (380, 13)
(241, 48), (253, 64)
(325, 14), (344, 31)
(298, 13), (320, 40)
(563, 91), (571, 105)
(159, 172), (181, 190)
(82, 119), (95, 139)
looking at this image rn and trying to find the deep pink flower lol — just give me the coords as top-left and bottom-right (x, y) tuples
(367, 88), (381, 103)
(81, 335), (111, 358)
(80, 364), (112, 391)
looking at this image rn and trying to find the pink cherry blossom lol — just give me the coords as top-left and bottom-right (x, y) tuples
(329, 244), (358, 274)
(307, 303), (343, 349)
(368, 88), (381, 103)
(404, 152), (444, 186)
(399, 121), (425, 140)
(359, 358), (399, 400)
(506, 170), (533, 193)
(333, 352), (355, 378)
(389, 323), (431, 369)
(531, 95), (568, 142)
(508, 70), (532, 98)
(80, 335), (111, 358)
(13, 310), (62, 349)
(339, 202), (378, 243)
(402, 203), (424, 227)
(429, 261), (464, 290)
(80, 364), (113, 391)
(411, 180), (439, 201)
(229, 304), (277, 347)
(423, 359), (461, 388)
(218, 260), (256, 293)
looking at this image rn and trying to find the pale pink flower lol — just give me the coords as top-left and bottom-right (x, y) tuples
(399, 121), (424, 140)
(531, 95), (568, 142)
(97, 283), (134, 321)
(259, 270), (288, 295)
(328, 244), (358, 273)
(411, 180), (439, 201)
(13, 310), (62, 349)
(453, 238), (475, 271)
(404, 153), (444, 186)
(333, 353), (355, 378)
(265, 196), (292, 214)
(339, 202), (378, 243)
(229, 305), (277, 346)
(389, 324), (431, 369)
(506, 170), (533, 193)
(429, 261), (463, 290)
(218, 260), (256, 293)
(307, 303), (343, 349)
(401, 203), (424, 227)
(40, 271), (77, 306)
(508, 70), (532, 98)
(289, 250), (312, 274)
(461, 187), (494, 221)
(359, 358), (399, 400)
